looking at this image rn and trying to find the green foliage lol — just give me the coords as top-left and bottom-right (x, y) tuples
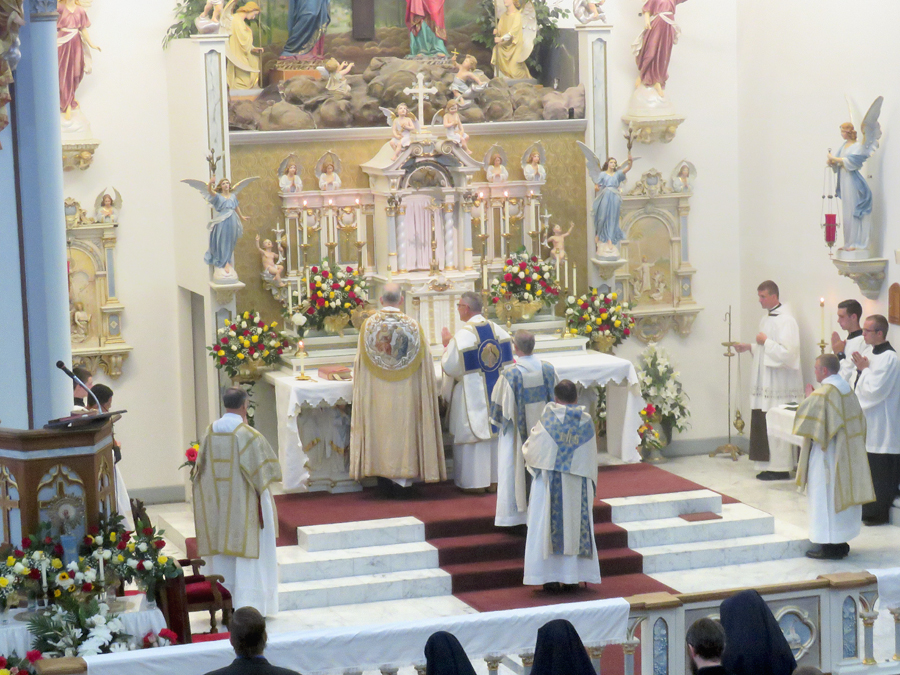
(162, 0), (207, 49)
(471, 0), (565, 78)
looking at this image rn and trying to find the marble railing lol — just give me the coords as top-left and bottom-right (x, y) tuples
(33, 571), (896, 675)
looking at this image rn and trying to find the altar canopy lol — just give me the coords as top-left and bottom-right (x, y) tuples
(268, 350), (644, 491)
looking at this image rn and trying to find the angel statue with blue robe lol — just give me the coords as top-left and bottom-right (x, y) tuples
(577, 141), (634, 259)
(182, 176), (258, 283)
(827, 96), (883, 257)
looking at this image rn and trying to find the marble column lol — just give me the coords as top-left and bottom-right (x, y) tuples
(6, 0), (73, 427)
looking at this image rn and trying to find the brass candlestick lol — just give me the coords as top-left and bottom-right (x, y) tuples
(325, 242), (338, 266)
(710, 306), (745, 461)
(818, 339), (827, 355)
(355, 241), (366, 271)
(293, 341), (312, 381)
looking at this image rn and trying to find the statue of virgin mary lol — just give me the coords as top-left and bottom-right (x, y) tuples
(282, 0), (331, 58)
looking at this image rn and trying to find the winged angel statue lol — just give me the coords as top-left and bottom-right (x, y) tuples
(576, 141), (634, 259)
(381, 103), (420, 160)
(94, 187), (122, 222)
(826, 96), (884, 256)
(491, 0), (537, 81)
(182, 175), (259, 282)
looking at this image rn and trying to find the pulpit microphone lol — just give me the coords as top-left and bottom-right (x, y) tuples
(56, 360), (102, 411)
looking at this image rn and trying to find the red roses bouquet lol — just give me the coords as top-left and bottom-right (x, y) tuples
(300, 260), (369, 333)
(210, 310), (290, 379)
(489, 252), (560, 309)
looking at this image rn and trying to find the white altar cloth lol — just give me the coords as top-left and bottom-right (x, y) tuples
(85, 597), (629, 675)
(266, 350), (644, 490)
(0, 595), (165, 655)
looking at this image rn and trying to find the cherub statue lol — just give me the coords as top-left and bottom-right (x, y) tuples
(826, 96), (884, 256)
(195, 0), (222, 33)
(670, 160), (696, 193)
(483, 145), (509, 183)
(381, 103), (419, 160)
(93, 187), (122, 222)
(491, 0), (537, 80)
(577, 140), (634, 259)
(70, 301), (90, 343)
(221, 1), (263, 90)
(545, 222), (574, 262)
(573, 0), (606, 24)
(324, 58), (353, 95)
(521, 143), (546, 182)
(450, 54), (488, 108)
(316, 151), (342, 191)
(442, 101), (470, 152)
(279, 155), (303, 193)
(256, 234), (286, 287)
(181, 175), (259, 282)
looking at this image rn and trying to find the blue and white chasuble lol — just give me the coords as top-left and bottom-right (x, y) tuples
(490, 356), (557, 524)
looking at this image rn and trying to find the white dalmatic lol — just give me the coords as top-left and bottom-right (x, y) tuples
(205, 413), (279, 617)
(806, 375), (862, 544)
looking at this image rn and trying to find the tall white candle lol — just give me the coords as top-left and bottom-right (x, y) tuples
(572, 263), (577, 294)
(479, 194), (485, 237)
(820, 297), (825, 342)
(40, 558), (47, 589)
(356, 199), (363, 243)
(483, 263), (488, 289)
(302, 201), (308, 245)
(503, 192), (509, 235)
(99, 553), (105, 584)
(564, 258), (570, 290)
(556, 256), (560, 283)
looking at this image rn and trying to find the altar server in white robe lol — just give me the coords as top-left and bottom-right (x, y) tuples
(522, 380), (601, 590)
(193, 387), (282, 616)
(490, 330), (557, 527)
(831, 299), (869, 386)
(853, 314), (900, 526)
(735, 280), (804, 481)
(441, 291), (514, 491)
(793, 354), (874, 559)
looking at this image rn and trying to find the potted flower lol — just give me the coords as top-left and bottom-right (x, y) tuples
(564, 289), (634, 352)
(301, 261), (369, 336)
(210, 311), (290, 381)
(488, 252), (561, 324)
(637, 345), (690, 445)
(127, 520), (181, 609)
(638, 404), (665, 463)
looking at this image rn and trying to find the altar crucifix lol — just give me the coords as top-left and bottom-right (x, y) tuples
(403, 72), (438, 127)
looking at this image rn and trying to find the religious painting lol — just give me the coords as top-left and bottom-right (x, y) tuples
(362, 311), (422, 373)
(625, 217), (672, 306)
(68, 247), (101, 348)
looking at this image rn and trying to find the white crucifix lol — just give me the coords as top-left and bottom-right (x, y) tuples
(403, 71), (438, 128)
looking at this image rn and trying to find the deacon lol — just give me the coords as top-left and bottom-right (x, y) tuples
(441, 291), (514, 491)
(192, 388), (282, 616)
(853, 314), (900, 526)
(831, 299), (869, 385)
(735, 280), (804, 481)
(349, 283), (446, 494)
(793, 354), (874, 559)
(522, 380), (601, 592)
(490, 330), (557, 527)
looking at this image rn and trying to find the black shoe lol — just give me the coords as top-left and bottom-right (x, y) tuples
(837, 543), (850, 557)
(756, 471), (791, 481)
(806, 544), (845, 560)
(863, 517), (889, 526)
(542, 582), (563, 593)
(507, 524), (528, 537)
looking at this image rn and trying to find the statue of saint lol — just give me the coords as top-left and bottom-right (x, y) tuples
(632, 0), (687, 96)
(222, 1), (262, 90)
(577, 141), (634, 259)
(282, 0), (331, 58)
(70, 301), (90, 343)
(491, 0), (536, 80)
(406, 0), (449, 57)
(316, 152), (342, 191)
(57, 0), (101, 120)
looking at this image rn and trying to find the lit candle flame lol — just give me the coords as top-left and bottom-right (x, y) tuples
(820, 297), (825, 306)
(303, 200), (307, 206)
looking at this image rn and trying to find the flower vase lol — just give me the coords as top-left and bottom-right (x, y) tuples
(0, 605), (8, 625)
(139, 580), (157, 610)
(590, 334), (616, 354)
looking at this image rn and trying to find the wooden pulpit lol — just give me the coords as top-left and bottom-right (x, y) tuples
(0, 418), (117, 545)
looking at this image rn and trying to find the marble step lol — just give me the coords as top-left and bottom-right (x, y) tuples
(620, 503), (773, 549)
(277, 541), (438, 583)
(278, 568), (452, 610)
(297, 516), (425, 552)
(636, 522), (809, 573)
(606, 489), (723, 523)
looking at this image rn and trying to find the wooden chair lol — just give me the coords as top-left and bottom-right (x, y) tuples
(179, 557), (234, 633)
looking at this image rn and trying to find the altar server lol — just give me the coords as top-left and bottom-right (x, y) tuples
(350, 283), (446, 493)
(831, 299), (869, 385)
(735, 280), (804, 480)
(441, 291), (513, 491)
(522, 380), (601, 591)
(193, 388), (282, 616)
(853, 314), (900, 525)
(793, 354), (874, 559)
(87, 384), (134, 531)
(490, 330), (557, 527)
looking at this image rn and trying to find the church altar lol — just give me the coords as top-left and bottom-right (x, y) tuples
(265, 349), (645, 493)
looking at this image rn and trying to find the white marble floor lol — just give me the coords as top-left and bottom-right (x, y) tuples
(146, 453), (900, 660)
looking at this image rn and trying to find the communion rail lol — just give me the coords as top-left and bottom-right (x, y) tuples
(35, 572), (896, 675)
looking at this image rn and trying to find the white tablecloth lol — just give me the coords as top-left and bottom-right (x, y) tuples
(266, 350), (644, 490)
(0, 595), (166, 655)
(85, 597), (630, 675)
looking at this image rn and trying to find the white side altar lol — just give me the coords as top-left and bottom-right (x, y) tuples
(266, 349), (644, 493)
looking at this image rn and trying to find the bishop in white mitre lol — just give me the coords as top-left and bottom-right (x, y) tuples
(441, 291), (514, 490)
(350, 283), (446, 489)
(192, 387), (282, 616)
(735, 280), (804, 481)
(853, 314), (900, 526)
(832, 299), (869, 386)
(793, 354), (874, 559)
(490, 330), (557, 527)
(522, 380), (601, 590)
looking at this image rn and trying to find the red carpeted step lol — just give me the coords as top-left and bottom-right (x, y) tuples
(424, 515), (497, 540)
(597, 548), (643, 576)
(432, 532), (525, 566)
(192, 631), (231, 643)
(445, 558), (525, 593)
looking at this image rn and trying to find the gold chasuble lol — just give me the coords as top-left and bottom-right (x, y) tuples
(793, 382), (875, 513)
(349, 308), (446, 482)
(192, 423), (281, 558)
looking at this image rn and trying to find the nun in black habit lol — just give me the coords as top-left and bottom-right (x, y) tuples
(719, 589), (797, 675)
(530, 619), (596, 675)
(424, 631), (477, 675)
